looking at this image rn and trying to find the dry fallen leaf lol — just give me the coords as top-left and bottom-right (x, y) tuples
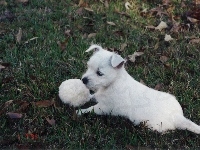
(0, 0), (7, 5)
(104, 0), (109, 8)
(194, 0), (200, 5)
(145, 25), (155, 30)
(15, 101), (30, 113)
(164, 34), (174, 41)
(0, 100), (13, 115)
(65, 30), (72, 37)
(155, 21), (168, 31)
(16, 28), (22, 43)
(32, 100), (54, 107)
(15, 0), (28, 3)
(120, 43), (127, 51)
(159, 56), (168, 63)
(128, 52), (144, 63)
(162, 0), (171, 6)
(78, 0), (88, 7)
(189, 38), (200, 44)
(187, 16), (199, 23)
(0, 64), (5, 71)
(107, 21), (116, 26)
(87, 33), (96, 39)
(7, 112), (23, 118)
(170, 22), (180, 33)
(125, 2), (133, 10)
(46, 117), (56, 126)
(150, 7), (168, 16)
(57, 38), (68, 51)
(84, 7), (93, 12)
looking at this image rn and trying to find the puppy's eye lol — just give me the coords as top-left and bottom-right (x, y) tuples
(96, 70), (104, 76)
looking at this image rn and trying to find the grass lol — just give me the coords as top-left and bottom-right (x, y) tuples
(0, 0), (200, 149)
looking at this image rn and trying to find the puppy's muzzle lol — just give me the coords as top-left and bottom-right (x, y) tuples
(82, 77), (88, 85)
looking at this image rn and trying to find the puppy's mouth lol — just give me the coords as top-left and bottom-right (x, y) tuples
(85, 84), (98, 92)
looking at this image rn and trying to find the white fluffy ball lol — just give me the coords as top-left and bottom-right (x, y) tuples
(58, 79), (90, 107)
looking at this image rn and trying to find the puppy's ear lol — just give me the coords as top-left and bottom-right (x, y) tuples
(110, 54), (125, 68)
(85, 44), (103, 52)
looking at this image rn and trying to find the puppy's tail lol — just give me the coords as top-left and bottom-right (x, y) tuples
(174, 114), (200, 134)
(86, 44), (103, 52)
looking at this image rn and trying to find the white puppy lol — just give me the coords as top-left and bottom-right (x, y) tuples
(79, 44), (200, 134)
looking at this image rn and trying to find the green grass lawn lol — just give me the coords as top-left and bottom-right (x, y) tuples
(0, 0), (200, 149)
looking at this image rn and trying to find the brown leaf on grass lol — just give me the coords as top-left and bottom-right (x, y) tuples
(0, 100), (13, 115)
(170, 22), (180, 33)
(120, 43), (127, 51)
(16, 28), (22, 43)
(159, 56), (168, 63)
(84, 7), (93, 12)
(145, 25), (155, 30)
(125, 2), (133, 10)
(76, 7), (84, 16)
(150, 7), (168, 16)
(15, 101), (30, 113)
(32, 100), (54, 107)
(187, 16), (199, 23)
(186, 8), (200, 23)
(46, 117), (56, 126)
(155, 83), (163, 91)
(104, 0), (109, 8)
(7, 112), (23, 118)
(78, 0), (88, 7)
(4, 100), (14, 107)
(107, 21), (116, 26)
(162, 0), (171, 6)
(189, 38), (200, 44)
(15, 0), (28, 4)
(181, 1), (186, 7)
(0, 64), (5, 71)
(0, 0), (7, 5)
(194, 0), (200, 5)
(57, 38), (68, 51)
(154, 42), (159, 50)
(64, 30), (72, 37)
(128, 52), (144, 63)
(87, 33), (96, 39)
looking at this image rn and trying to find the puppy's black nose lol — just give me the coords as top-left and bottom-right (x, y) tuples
(82, 77), (88, 84)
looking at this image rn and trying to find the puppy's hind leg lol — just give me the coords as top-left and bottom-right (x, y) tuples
(77, 103), (108, 115)
(174, 114), (200, 134)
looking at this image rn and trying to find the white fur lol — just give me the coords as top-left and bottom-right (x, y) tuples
(78, 44), (200, 134)
(59, 79), (90, 107)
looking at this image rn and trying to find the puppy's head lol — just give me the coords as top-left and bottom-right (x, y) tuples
(82, 44), (125, 91)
